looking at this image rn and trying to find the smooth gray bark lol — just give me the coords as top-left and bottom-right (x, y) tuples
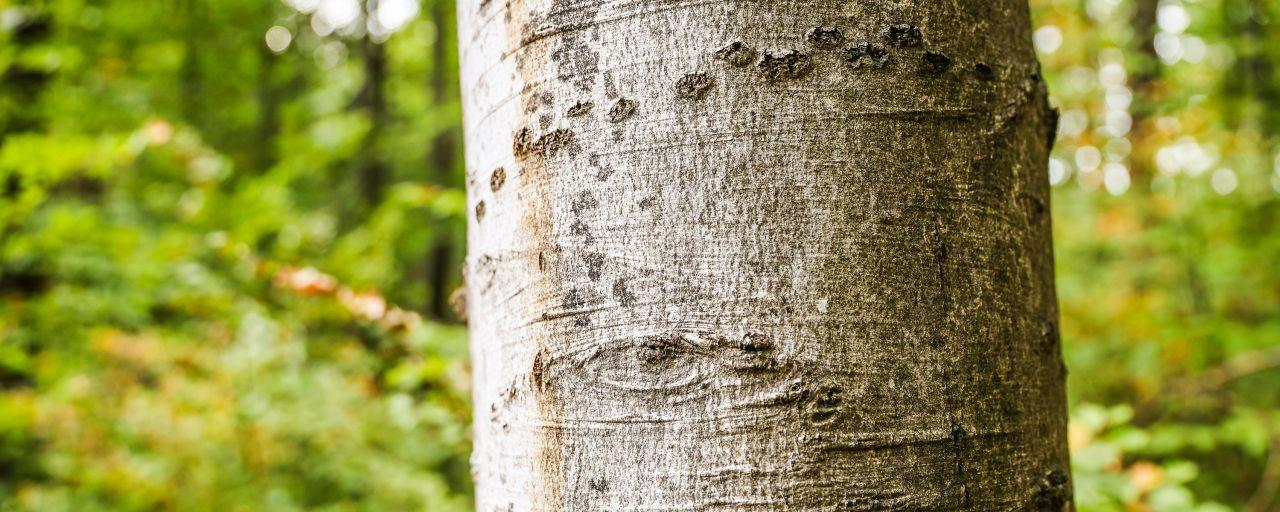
(458, 1), (1071, 510)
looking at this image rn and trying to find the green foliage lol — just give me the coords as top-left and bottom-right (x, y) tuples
(1035, 0), (1280, 509)
(2, 0), (1279, 510)
(1, 0), (470, 510)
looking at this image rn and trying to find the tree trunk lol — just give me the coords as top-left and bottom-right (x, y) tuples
(457, 1), (1070, 510)
(357, 36), (390, 209)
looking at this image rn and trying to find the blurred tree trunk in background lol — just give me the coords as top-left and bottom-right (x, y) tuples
(0, 12), (51, 139)
(255, 42), (282, 172)
(357, 36), (390, 209)
(1244, 0), (1277, 137)
(426, 0), (464, 321)
(1129, 0), (1160, 183)
(458, 0), (1071, 510)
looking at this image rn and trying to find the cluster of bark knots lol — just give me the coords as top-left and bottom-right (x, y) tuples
(460, 2), (1071, 511)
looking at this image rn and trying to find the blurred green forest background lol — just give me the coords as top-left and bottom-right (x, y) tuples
(1, 0), (1278, 510)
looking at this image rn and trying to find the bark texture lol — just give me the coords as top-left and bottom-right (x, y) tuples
(458, 1), (1070, 510)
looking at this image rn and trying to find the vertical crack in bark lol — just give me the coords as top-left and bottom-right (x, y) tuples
(932, 213), (969, 508)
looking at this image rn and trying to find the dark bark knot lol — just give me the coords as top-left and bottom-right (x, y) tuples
(489, 167), (506, 192)
(607, 98), (637, 122)
(530, 348), (550, 394)
(1046, 106), (1062, 151)
(513, 127), (575, 158)
(1025, 191), (1047, 218)
(723, 332), (780, 373)
(805, 26), (845, 50)
(886, 24), (924, 47)
(806, 385), (843, 424)
(524, 331), (787, 405)
(584, 334), (713, 393)
(757, 50), (811, 82)
(566, 101), (593, 117)
(637, 336), (676, 364)
(474, 200), (486, 221)
(974, 62), (995, 81)
(841, 42), (890, 69)
(714, 41), (756, 67)
(739, 332), (773, 352)
(1033, 469), (1071, 511)
(1040, 320), (1060, 353)
(921, 51), (953, 75)
(535, 128), (573, 157)
(675, 73), (714, 99)
(513, 127), (535, 156)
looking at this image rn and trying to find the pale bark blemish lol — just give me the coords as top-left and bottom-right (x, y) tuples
(571, 191), (598, 213)
(562, 290), (588, 315)
(674, 72), (713, 99)
(520, 91), (554, 116)
(805, 26), (845, 50)
(591, 161), (613, 182)
(569, 218), (593, 245)
(758, 50), (812, 81)
(606, 98), (636, 122)
(714, 41), (756, 67)
(602, 70), (619, 98)
(583, 252), (604, 281)
(549, 37), (599, 93)
(611, 279), (635, 306)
